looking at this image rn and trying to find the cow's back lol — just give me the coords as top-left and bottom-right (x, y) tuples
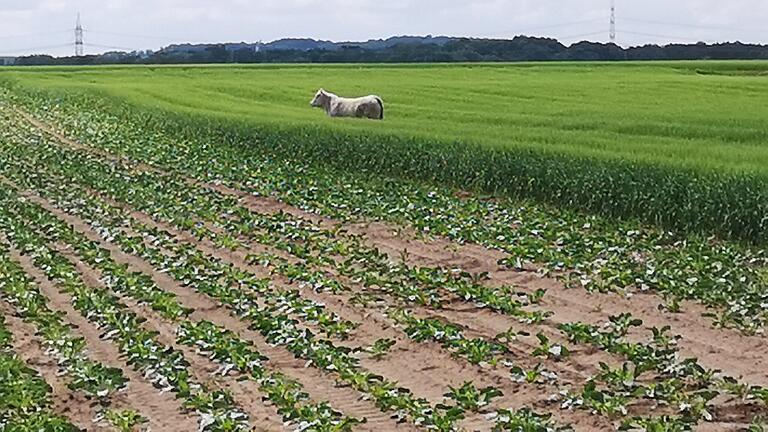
(329, 95), (383, 119)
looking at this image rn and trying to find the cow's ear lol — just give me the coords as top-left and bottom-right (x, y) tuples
(319, 88), (326, 95)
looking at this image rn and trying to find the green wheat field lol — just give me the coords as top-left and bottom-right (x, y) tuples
(9, 61), (766, 241)
(6, 61), (768, 171)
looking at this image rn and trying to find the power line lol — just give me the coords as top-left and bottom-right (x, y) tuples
(621, 30), (703, 43)
(85, 29), (183, 41)
(84, 42), (141, 52)
(620, 17), (766, 34)
(0, 29), (71, 40)
(558, 30), (607, 41)
(0, 43), (72, 55)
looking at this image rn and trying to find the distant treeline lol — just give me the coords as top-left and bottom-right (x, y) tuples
(14, 36), (768, 65)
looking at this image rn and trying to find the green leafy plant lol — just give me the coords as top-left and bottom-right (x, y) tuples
(365, 338), (396, 360)
(442, 382), (502, 412)
(104, 409), (148, 432)
(532, 333), (570, 361)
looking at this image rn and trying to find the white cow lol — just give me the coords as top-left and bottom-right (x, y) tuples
(310, 89), (384, 120)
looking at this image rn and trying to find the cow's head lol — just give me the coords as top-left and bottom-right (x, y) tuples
(310, 89), (330, 108)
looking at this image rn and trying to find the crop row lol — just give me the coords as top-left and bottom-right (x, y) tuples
(0, 204), (258, 431)
(2, 105), (764, 430)
(10, 89), (767, 333)
(0, 186), (367, 431)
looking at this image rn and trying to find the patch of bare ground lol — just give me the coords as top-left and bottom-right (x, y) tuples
(708, 399), (766, 430)
(696, 424), (747, 432)
(8, 249), (199, 432)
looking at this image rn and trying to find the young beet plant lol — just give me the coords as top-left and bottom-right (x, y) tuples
(364, 338), (396, 360)
(489, 408), (573, 432)
(532, 333), (570, 361)
(102, 409), (148, 432)
(441, 382), (503, 412)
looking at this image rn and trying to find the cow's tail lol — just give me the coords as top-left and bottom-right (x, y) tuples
(375, 97), (384, 120)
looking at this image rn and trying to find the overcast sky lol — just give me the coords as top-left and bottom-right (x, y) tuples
(1, 0), (767, 56)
